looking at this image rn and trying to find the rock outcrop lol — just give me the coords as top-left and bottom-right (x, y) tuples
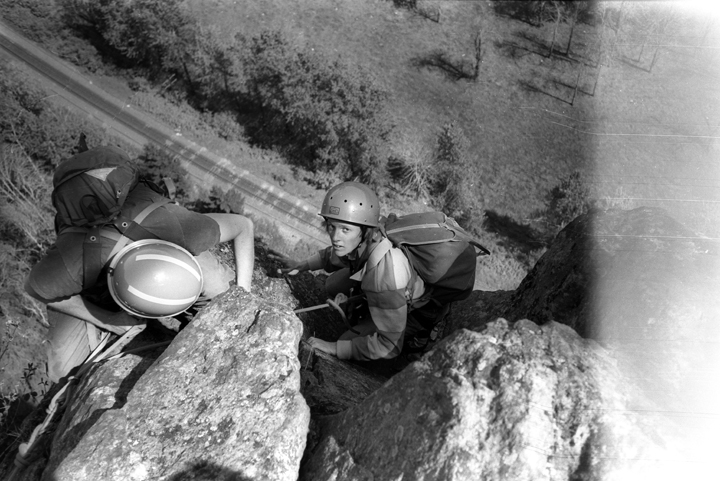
(301, 318), (685, 481)
(504, 207), (720, 419)
(44, 288), (309, 481)
(4, 207), (717, 480)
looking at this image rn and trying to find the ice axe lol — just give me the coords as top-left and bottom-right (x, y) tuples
(293, 294), (365, 334)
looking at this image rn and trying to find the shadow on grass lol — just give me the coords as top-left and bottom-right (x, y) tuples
(619, 54), (658, 74)
(519, 80), (573, 105)
(494, 39), (543, 62)
(483, 210), (548, 254)
(515, 31), (581, 64)
(410, 51), (477, 82)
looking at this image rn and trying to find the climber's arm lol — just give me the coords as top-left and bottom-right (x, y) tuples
(204, 213), (254, 292)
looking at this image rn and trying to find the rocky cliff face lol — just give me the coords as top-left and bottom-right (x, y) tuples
(503, 207), (720, 423)
(3, 207), (717, 480)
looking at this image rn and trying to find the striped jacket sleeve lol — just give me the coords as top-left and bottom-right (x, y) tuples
(336, 242), (413, 361)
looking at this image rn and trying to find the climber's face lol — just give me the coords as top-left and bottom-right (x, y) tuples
(326, 220), (363, 257)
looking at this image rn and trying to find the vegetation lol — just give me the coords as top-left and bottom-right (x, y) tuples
(1, 0), (713, 433)
(431, 122), (478, 226)
(540, 171), (592, 234)
(51, 0), (395, 189)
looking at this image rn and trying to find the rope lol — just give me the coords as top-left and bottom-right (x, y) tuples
(325, 298), (360, 335)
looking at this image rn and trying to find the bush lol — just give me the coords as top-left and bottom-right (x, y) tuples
(538, 171), (593, 236)
(240, 31), (393, 188)
(292, 167), (342, 191)
(186, 186), (245, 215)
(53, 2), (394, 189)
(0, 147), (54, 324)
(202, 111), (245, 142)
(1, 62), (112, 168)
(430, 123), (479, 226)
(387, 134), (435, 200)
(136, 144), (191, 202)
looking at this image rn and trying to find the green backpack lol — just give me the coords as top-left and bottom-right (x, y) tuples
(380, 211), (490, 305)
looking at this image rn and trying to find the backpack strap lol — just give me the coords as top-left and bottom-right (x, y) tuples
(469, 239), (491, 257)
(161, 177), (176, 200)
(81, 198), (172, 289)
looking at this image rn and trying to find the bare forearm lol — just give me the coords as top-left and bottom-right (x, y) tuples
(205, 213), (254, 291)
(233, 225), (254, 291)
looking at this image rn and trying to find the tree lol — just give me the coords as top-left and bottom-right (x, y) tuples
(542, 171), (592, 233)
(472, 30), (483, 81)
(240, 31), (393, 188)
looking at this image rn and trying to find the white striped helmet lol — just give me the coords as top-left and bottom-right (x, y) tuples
(107, 239), (203, 318)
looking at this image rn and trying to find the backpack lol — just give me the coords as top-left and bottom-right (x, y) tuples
(52, 146), (140, 229)
(379, 211), (490, 305)
(53, 145), (176, 290)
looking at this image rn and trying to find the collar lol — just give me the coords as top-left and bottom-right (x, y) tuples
(349, 238), (393, 281)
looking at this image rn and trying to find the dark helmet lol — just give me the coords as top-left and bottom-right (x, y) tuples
(320, 182), (380, 228)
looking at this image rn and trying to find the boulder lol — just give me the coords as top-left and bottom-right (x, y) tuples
(501, 207), (720, 474)
(504, 207), (720, 343)
(7, 207), (718, 480)
(444, 289), (513, 334)
(301, 318), (688, 481)
(299, 344), (388, 416)
(42, 287), (309, 481)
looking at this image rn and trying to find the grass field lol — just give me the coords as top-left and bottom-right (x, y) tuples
(181, 0), (720, 238)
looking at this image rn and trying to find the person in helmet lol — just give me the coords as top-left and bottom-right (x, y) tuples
(279, 181), (430, 361)
(25, 158), (254, 382)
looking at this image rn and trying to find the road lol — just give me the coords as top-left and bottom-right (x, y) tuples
(0, 21), (328, 251)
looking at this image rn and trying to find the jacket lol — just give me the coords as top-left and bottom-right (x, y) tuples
(308, 236), (425, 360)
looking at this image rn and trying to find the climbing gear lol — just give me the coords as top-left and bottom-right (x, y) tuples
(380, 211), (490, 305)
(320, 182), (380, 227)
(108, 240), (204, 318)
(52, 146), (139, 229)
(53, 145), (177, 290)
(60, 196), (173, 291)
(293, 294), (365, 334)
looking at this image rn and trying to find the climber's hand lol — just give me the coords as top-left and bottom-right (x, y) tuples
(269, 253), (306, 277)
(308, 337), (337, 357)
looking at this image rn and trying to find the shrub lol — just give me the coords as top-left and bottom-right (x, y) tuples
(430, 123), (479, 226)
(187, 186), (245, 215)
(540, 171), (593, 235)
(136, 144), (191, 202)
(54, 2), (394, 189)
(387, 135), (434, 200)
(202, 111), (245, 142)
(1, 62), (112, 168)
(0, 147), (54, 325)
(240, 31), (393, 188)
(292, 167), (342, 191)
